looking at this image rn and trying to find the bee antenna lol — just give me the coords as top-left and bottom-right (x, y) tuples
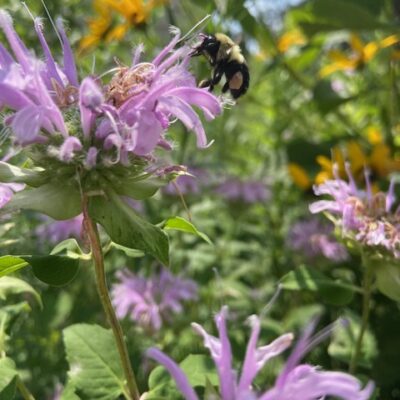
(176, 14), (211, 44)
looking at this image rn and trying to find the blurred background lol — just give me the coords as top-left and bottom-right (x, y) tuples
(1, 0), (400, 398)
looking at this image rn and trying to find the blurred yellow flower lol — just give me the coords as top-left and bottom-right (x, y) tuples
(277, 30), (306, 53)
(80, 0), (166, 52)
(289, 132), (400, 191)
(320, 33), (400, 77)
(288, 163), (311, 190)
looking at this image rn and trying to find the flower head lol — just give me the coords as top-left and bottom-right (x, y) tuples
(0, 11), (222, 168)
(287, 217), (348, 262)
(310, 164), (400, 259)
(147, 307), (374, 399)
(111, 268), (198, 331)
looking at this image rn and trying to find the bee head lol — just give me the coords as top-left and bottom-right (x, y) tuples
(190, 34), (220, 62)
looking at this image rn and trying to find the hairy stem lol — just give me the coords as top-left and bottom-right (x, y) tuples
(16, 376), (35, 400)
(349, 259), (374, 374)
(82, 194), (140, 400)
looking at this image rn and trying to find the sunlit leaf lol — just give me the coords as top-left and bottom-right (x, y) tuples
(63, 324), (126, 400)
(0, 358), (17, 400)
(163, 216), (212, 245)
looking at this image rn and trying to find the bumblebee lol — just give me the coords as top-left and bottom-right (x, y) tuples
(190, 33), (249, 99)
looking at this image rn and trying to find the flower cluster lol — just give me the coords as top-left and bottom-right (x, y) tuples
(216, 178), (270, 204)
(287, 217), (348, 262)
(0, 10), (221, 170)
(310, 164), (400, 259)
(147, 306), (374, 399)
(111, 268), (198, 331)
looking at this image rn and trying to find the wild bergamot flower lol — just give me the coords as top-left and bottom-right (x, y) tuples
(147, 306), (374, 399)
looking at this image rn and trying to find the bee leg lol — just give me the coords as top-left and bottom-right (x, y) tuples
(211, 65), (224, 86)
(199, 79), (212, 88)
(221, 81), (230, 93)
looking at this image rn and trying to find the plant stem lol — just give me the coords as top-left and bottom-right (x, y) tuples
(16, 376), (35, 400)
(349, 259), (374, 374)
(82, 194), (140, 400)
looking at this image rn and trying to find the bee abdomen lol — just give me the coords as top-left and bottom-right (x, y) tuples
(225, 61), (249, 99)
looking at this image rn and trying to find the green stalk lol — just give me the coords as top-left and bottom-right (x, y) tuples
(82, 194), (140, 400)
(349, 257), (374, 374)
(16, 376), (35, 400)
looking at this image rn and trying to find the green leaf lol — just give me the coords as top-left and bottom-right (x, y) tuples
(328, 310), (378, 368)
(375, 263), (400, 302)
(163, 217), (212, 245)
(180, 354), (218, 388)
(25, 255), (80, 287)
(0, 256), (29, 278)
(60, 381), (80, 400)
(109, 242), (145, 258)
(63, 324), (126, 400)
(88, 190), (169, 265)
(112, 174), (167, 200)
(51, 239), (90, 260)
(0, 276), (42, 308)
(146, 355), (218, 400)
(1, 181), (81, 220)
(0, 162), (47, 187)
(0, 358), (17, 400)
(0, 255), (79, 287)
(280, 265), (358, 306)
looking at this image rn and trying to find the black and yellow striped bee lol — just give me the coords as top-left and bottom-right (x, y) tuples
(191, 33), (249, 99)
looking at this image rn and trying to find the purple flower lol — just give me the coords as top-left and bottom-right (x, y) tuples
(35, 214), (83, 244)
(147, 307), (374, 400)
(310, 164), (400, 258)
(216, 178), (270, 204)
(0, 182), (24, 208)
(287, 217), (348, 262)
(0, 12), (222, 167)
(111, 268), (198, 332)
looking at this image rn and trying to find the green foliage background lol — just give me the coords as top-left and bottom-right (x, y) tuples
(1, 0), (400, 399)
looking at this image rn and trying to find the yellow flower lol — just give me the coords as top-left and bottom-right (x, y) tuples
(80, 0), (166, 52)
(289, 133), (400, 191)
(288, 163), (312, 190)
(277, 30), (306, 53)
(320, 33), (400, 77)
(366, 126), (383, 145)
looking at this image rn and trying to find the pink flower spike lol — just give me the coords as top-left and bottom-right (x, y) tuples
(0, 10), (31, 71)
(79, 77), (104, 137)
(56, 18), (78, 87)
(34, 18), (63, 86)
(152, 27), (181, 66)
(146, 348), (199, 400)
